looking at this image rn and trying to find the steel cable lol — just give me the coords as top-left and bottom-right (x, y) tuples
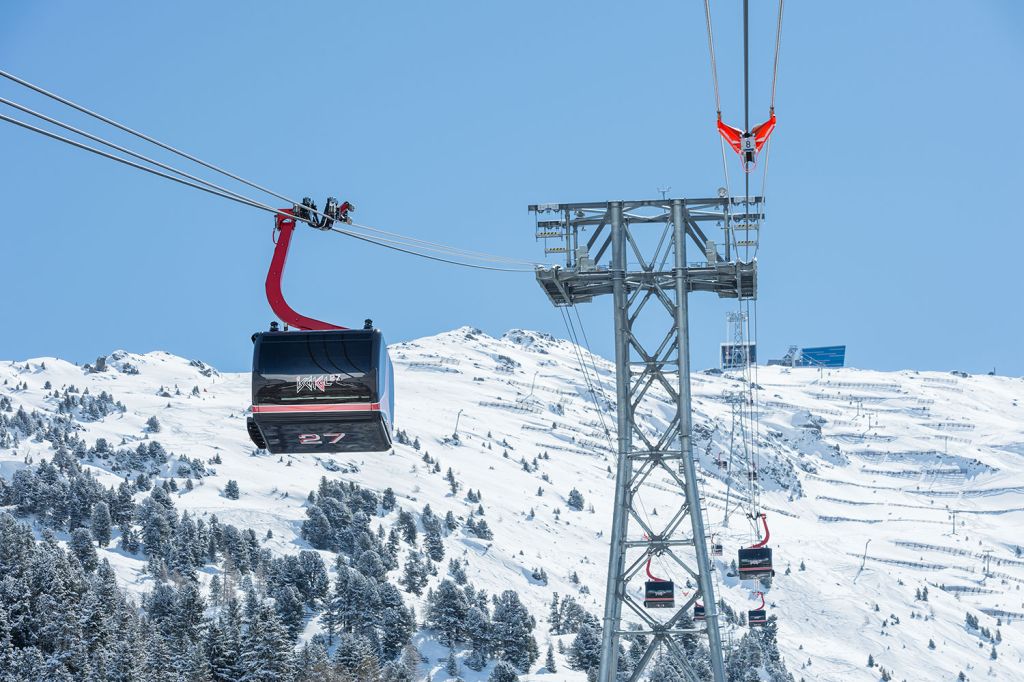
(0, 110), (534, 273)
(0, 69), (539, 268)
(0, 68), (296, 205)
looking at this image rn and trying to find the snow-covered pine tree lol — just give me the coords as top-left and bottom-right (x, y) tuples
(424, 524), (445, 562)
(488, 661), (520, 682)
(293, 636), (332, 682)
(400, 550), (430, 595)
(239, 603), (294, 682)
(446, 649), (459, 676)
(548, 593), (562, 634)
(464, 606), (492, 670)
(382, 487), (397, 511)
(397, 510), (418, 544)
(70, 526), (99, 572)
(545, 643), (557, 673)
(568, 621), (602, 671)
(425, 579), (470, 646)
(90, 500), (112, 547)
(491, 590), (539, 672)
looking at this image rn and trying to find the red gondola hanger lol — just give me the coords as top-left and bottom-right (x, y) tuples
(749, 512), (770, 549)
(266, 202), (354, 331)
(737, 514), (774, 579)
(645, 557), (666, 582)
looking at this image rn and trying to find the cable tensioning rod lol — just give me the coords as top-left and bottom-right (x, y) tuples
(0, 69), (537, 267)
(702, 0), (722, 116)
(0, 112), (533, 272)
(770, 0), (785, 111)
(757, 0), (784, 219)
(703, 0), (732, 197)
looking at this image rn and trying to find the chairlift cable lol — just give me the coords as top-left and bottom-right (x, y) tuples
(0, 68), (295, 206)
(571, 306), (614, 441)
(743, 0), (750, 208)
(702, 0), (732, 198)
(753, 0), (784, 229)
(560, 306), (664, 575)
(743, 0), (750, 144)
(751, 299), (763, 516)
(0, 96), (279, 217)
(770, 0), (785, 112)
(558, 307), (612, 443)
(702, 0), (722, 117)
(348, 221), (538, 266)
(0, 111), (533, 273)
(325, 227), (535, 272)
(0, 111), (277, 212)
(0, 69), (538, 268)
(718, 138), (732, 199)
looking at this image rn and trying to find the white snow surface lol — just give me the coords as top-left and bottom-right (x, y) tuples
(2, 326), (1024, 681)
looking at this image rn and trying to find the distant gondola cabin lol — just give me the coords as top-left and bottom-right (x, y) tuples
(644, 580), (675, 609)
(737, 547), (773, 579)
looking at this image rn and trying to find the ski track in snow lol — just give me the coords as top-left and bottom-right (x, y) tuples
(2, 327), (1024, 681)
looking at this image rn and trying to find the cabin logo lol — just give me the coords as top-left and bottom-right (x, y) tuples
(295, 374), (343, 393)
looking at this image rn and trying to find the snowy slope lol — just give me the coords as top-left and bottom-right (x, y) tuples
(2, 327), (1024, 681)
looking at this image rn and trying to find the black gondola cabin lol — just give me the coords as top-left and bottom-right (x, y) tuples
(644, 580), (675, 609)
(748, 609), (767, 627)
(737, 547), (773, 579)
(693, 604), (706, 621)
(712, 542), (724, 557)
(248, 329), (394, 454)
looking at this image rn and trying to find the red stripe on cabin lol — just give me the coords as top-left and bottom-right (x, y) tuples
(252, 403), (381, 414)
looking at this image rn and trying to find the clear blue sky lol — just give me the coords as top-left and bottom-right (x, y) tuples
(1, 1), (1021, 374)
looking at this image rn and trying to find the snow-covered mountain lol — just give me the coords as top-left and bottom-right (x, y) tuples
(2, 326), (1023, 681)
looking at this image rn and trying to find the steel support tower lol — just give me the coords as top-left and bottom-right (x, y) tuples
(530, 196), (762, 682)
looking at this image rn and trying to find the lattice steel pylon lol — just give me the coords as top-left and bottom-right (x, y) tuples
(530, 196), (762, 682)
